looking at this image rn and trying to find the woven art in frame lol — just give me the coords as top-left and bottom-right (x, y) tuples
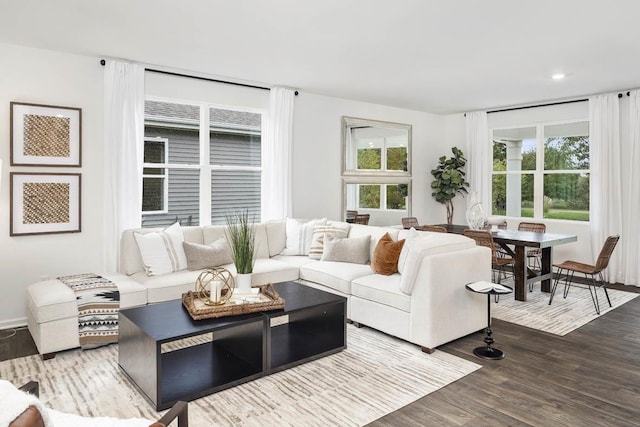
(10, 172), (81, 236)
(10, 102), (82, 166)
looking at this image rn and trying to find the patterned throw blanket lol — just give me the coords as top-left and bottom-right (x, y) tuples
(58, 273), (120, 349)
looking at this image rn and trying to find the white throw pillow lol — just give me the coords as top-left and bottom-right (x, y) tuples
(321, 235), (370, 264)
(308, 222), (351, 260)
(397, 227), (420, 274)
(281, 217), (327, 255)
(134, 222), (188, 276)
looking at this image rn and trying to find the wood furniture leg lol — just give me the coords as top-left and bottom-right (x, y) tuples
(541, 247), (552, 293)
(514, 245), (526, 301)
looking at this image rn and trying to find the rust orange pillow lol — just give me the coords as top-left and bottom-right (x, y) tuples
(371, 232), (406, 275)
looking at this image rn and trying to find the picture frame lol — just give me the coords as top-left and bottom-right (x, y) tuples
(10, 172), (81, 236)
(10, 102), (82, 166)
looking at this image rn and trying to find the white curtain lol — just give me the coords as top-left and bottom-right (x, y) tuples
(261, 87), (295, 221)
(103, 61), (144, 272)
(621, 90), (640, 286)
(465, 111), (491, 210)
(588, 93), (622, 282)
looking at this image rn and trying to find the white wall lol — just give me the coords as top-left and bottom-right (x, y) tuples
(292, 92), (452, 225)
(0, 43), (104, 328)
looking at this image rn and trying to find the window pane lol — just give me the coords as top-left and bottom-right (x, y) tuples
(386, 184), (407, 210)
(142, 177), (164, 212)
(143, 167), (164, 175)
(357, 148), (381, 170)
(210, 108), (261, 166)
(145, 100), (200, 164)
(144, 139), (165, 164)
(142, 169), (200, 227)
(359, 185), (380, 208)
(210, 132), (261, 166)
(211, 170), (261, 225)
(491, 173), (533, 217)
(493, 127), (536, 172)
(543, 173), (589, 221)
(544, 122), (589, 170)
(386, 147), (407, 171)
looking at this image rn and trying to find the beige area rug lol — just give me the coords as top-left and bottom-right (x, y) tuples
(492, 281), (638, 336)
(0, 325), (480, 426)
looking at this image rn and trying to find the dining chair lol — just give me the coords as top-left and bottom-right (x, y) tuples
(463, 229), (514, 285)
(402, 217), (420, 229)
(549, 235), (620, 315)
(421, 225), (447, 233)
(353, 214), (370, 225)
(346, 210), (358, 220)
(518, 221), (546, 291)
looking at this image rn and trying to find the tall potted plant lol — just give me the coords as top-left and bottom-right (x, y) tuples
(225, 209), (256, 291)
(430, 147), (469, 224)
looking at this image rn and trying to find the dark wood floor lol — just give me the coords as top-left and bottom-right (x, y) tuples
(371, 283), (640, 427)
(2, 285), (639, 426)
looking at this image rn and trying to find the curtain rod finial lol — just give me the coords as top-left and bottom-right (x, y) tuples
(294, 90), (299, 96)
(100, 59), (106, 66)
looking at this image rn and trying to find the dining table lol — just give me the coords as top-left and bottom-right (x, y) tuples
(434, 224), (578, 301)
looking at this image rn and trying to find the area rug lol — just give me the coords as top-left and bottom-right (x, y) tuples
(0, 325), (480, 426)
(492, 282), (638, 336)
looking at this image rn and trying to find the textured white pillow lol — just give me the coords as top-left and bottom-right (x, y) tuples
(321, 235), (370, 264)
(183, 236), (233, 270)
(133, 222), (188, 276)
(281, 217), (327, 255)
(308, 222), (351, 260)
(397, 227), (420, 274)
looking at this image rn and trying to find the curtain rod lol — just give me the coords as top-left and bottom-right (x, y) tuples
(487, 98), (587, 114)
(99, 59), (298, 95)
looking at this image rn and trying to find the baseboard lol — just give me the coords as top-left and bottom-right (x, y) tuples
(0, 317), (28, 330)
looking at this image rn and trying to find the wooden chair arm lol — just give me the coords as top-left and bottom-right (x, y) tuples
(18, 381), (39, 398)
(151, 401), (188, 427)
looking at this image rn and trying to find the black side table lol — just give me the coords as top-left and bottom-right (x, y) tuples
(465, 282), (513, 360)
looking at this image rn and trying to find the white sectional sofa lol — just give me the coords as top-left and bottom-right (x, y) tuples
(26, 220), (490, 358)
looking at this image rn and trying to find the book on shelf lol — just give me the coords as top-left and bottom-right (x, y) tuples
(467, 281), (511, 293)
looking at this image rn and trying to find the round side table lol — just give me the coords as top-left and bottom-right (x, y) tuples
(465, 283), (513, 360)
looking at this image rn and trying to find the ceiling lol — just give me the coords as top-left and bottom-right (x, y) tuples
(2, 0), (640, 114)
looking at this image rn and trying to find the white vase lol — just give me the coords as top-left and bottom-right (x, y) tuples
(465, 191), (486, 230)
(235, 273), (252, 292)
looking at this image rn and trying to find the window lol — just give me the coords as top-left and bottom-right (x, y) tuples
(142, 100), (262, 227)
(342, 117), (412, 225)
(491, 120), (589, 221)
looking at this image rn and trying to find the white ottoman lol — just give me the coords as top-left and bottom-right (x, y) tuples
(26, 273), (147, 359)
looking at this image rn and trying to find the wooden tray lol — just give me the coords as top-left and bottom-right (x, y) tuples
(182, 283), (285, 320)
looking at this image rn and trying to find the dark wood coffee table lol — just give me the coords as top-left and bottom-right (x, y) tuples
(119, 281), (346, 410)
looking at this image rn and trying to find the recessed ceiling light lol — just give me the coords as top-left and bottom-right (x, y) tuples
(552, 73), (566, 80)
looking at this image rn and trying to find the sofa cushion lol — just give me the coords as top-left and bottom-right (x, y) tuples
(347, 224), (400, 260)
(271, 254), (317, 268)
(265, 220), (286, 257)
(132, 269), (203, 303)
(321, 235), (370, 264)
(308, 223), (350, 260)
(121, 226), (203, 276)
(183, 237), (232, 270)
(351, 274), (410, 312)
(202, 223), (270, 259)
(27, 274), (147, 323)
(397, 227), (420, 274)
(300, 261), (373, 294)
(371, 232), (405, 275)
(282, 217), (327, 255)
(133, 222), (188, 276)
(224, 258), (300, 286)
(400, 234), (476, 295)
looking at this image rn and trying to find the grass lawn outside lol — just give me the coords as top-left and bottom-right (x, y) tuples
(496, 208), (589, 221)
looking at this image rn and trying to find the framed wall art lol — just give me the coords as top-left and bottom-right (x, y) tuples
(10, 172), (81, 236)
(10, 102), (82, 166)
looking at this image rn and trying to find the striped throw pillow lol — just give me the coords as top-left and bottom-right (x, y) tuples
(133, 222), (188, 276)
(308, 223), (351, 260)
